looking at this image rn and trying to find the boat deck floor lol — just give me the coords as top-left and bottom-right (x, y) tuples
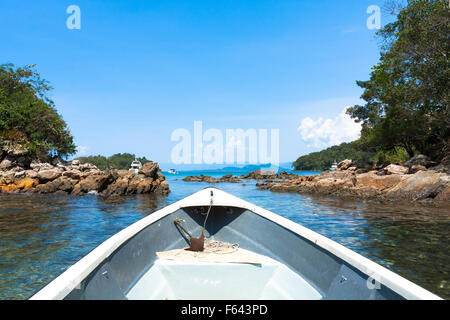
(126, 249), (322, 300)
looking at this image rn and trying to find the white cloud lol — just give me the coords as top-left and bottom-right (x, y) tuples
(297, 108), (361, 148)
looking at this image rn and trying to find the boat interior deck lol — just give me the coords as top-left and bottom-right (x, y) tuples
(63, 205), (405, 300)
(126, 249), (322, 300)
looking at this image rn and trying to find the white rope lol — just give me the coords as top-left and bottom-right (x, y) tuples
(203, 240), (239, 254)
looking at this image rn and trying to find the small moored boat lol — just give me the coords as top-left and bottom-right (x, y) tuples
(129, 160), (142, 173)
(30, 188), (441, 300)
(330, 161), (338, 171)
(167, 169), (178, 174)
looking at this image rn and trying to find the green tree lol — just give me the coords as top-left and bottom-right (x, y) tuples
(76, 153), (152, 170)
(76, 155), (109, 170)
(0, 64), (76, 160)
(346, 0), (449, 160)
(293, 142), (375, 171)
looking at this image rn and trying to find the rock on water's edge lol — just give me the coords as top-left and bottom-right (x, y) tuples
(180, 157), (450, 204)
(258, 158), (450, 204)
(0, 160), (170, 196)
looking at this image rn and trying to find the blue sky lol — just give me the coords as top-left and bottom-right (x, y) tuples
(0, 0), (392, 167)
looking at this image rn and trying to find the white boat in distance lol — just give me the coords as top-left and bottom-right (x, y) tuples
(30, 188), (441, 300)
(129, 160), (142, 173)
(167, 169), (178, 174)
(330, 161), (338, 171)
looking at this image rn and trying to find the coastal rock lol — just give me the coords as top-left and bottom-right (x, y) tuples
(24, 170), (38, 179)
(62, 169), (82, 180)
(383, 164), (409, 175)
(139, 162), (159, 178)
(30, 161), (55, 172)
(154, 180), (170, 195)
(0, 157), (170, 196)
(385, 170), (449, 201)
(37, 169), (62, 183)
(35, 176), (74, 194)
(403, 154), (436, 168)
(78, 172), (116, 193)
(182, 174), (242, 183)
(337, 159), (353, 171)
(0, 159), (13, 170)
(409, 164), (427, 174)
(355, 172), (405, 191)
(182, 170), (303, 184)
(78, 163), (98, 172)
(15, 178), (38, 191)
(434, 185), (450, 201)
(14, 171), (26, 179)
(258, 165), (449, 204)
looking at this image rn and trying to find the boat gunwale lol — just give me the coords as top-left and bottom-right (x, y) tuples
(30, 187), (442, 300)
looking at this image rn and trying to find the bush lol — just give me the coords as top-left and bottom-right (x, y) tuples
(0, 64), (76, 161)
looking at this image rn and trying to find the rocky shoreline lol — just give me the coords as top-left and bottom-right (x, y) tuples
(0, 158), (170, 197)
(182, 156), (450, 204)
(182, 170), (299, 184)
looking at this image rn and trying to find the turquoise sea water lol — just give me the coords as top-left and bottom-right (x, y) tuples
(0, 170), (449, 299)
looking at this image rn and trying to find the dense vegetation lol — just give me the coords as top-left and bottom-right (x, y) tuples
(347, 0), (449, 161)
(295, 0), (449, 170)
(76, 153), (151, 170)
(0, 64), (76, 161)
(293, 142), (375, 171)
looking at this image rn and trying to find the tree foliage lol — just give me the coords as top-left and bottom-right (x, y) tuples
(346, 0), (449, 160)
(0, 63), (76, 160)
(293, 142), (375, 171)
(76, 153), (151, 170)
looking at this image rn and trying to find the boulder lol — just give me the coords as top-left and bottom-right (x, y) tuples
(52, 176), (78, 193)
(356, 172), (405, 191)
(15, 178), (38, 191)
(14, 171), (26, 179)
(383, 164), (409, 175)
(37, 169), (62, 183)
(0, 159), (13, 170)
(62, 169), (82, 180)
(409, 164), (427, 174)
(154, 180), (170, 195)
(102, 176), (129, 196)
(434, 185), (450, 201)
(403, 154), (436, 168)
(78, 172), (116, 193)
(139, 162), (159, 178)
(337, 159), (353, 170)
(385, 170), (450, 201)
(71, 183), (83, 196)
(30, 161), (54, 172)
(78, 163), (98, 172)
(24, 170), (38, 179)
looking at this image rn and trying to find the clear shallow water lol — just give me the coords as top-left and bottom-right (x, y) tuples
(0, 171), (449, 299)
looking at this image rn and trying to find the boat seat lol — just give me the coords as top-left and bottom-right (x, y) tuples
(126, 249), (322, 300)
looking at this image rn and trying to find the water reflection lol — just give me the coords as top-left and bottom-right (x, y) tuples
(0, 177), (448, 299)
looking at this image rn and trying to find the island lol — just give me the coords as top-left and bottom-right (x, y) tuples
(0, 64), (169, 196)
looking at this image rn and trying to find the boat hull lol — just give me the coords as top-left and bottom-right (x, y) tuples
(30, 188), (441, 300)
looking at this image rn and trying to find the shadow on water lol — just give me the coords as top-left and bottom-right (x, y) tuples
(0, 179), (449, 299)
